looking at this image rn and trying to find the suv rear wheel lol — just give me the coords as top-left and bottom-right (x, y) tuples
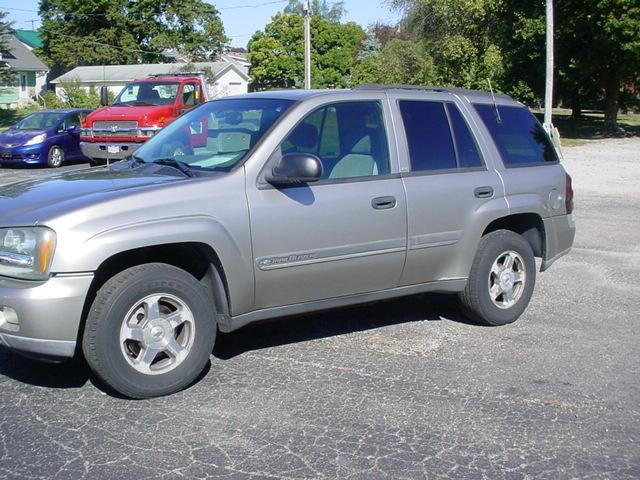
(82, 263), (217, 398)
(458, 230), (536, 326)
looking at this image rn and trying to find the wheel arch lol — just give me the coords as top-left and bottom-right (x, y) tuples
(76, 242), (231, 352)
(481, 213), (545, 258)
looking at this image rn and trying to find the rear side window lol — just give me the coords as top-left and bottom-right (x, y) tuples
(399, 101), (456, 171)
(447, 104), (482, 168)
(399, 101), (484, 172)
(474, 104), (558, 165)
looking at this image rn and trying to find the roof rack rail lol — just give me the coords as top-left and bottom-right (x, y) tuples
(148, 72), (205, 77)
(352, 83), (512, 99)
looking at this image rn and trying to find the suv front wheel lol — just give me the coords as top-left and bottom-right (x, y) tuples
(458, 230), (536, 326)
(82, 263), (217, 398)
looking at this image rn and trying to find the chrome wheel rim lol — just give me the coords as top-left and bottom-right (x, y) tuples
(488, 250), (526, 309)
(119, 294), (195, 375)
(50, 147), (62, 167)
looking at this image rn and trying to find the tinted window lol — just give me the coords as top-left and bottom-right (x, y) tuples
(399, 101), (456, 171)
(474, 104), (558, 165)
(447, 104), (483, 168)
(280, 101), (390, 180)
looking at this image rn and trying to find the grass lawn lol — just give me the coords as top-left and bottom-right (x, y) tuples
(534, 108), (640, 147)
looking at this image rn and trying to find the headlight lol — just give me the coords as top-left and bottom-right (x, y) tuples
(0, 227), (56, 280)
(24, 133), (47, 146)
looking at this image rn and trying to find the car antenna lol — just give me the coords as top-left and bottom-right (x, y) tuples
(487, 78), (502, 124)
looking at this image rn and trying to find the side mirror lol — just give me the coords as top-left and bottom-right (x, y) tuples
(66, 124), (77, 132)
(266, 153), (323, 186)
(100, 86), (109, 106)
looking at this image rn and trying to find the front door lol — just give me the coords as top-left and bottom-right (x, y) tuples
(247, 99), (408, 309)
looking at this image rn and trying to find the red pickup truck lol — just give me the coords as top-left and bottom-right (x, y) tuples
(80, 73), (208, 164)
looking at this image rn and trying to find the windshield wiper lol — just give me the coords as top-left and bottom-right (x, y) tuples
(151, 157), (195, 177)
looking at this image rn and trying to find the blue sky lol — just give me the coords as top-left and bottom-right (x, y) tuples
(2, 0), (402, 48)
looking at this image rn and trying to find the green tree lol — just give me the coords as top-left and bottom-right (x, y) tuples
(284, 0), (346, 22)
(393, 0), (504, 89)
(351, 38), (437, 86)
(556, 0), (640, 130)
(357, 31), (381, 61)
(38, 0), (227, 76)
(0, 10), (15, 85)
(248, 12), (364, 90)
(499, 0), (639, 129)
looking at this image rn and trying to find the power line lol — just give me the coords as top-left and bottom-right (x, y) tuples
(42, 30), (252, 58)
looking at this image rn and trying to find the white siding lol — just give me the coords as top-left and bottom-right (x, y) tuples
(210, 69), (248, 98)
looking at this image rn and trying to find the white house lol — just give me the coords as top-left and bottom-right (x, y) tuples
(50, 61), (250, 100)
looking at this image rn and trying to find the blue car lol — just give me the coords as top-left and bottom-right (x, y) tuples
(0, 109), (93, 168)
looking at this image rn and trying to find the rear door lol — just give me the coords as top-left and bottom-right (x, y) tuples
(389, 93), (505, 285)
(246, 96), (408, 309)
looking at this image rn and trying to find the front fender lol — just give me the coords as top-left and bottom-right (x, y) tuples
(50, 215), (254, 316)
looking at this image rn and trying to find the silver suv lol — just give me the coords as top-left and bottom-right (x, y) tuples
(0, 86), (575, 398)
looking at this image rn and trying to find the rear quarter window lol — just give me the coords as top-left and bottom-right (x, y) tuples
(474, 104), (558, 166)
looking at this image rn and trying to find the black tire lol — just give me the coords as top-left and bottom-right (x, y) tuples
(458, 229), (536, 326)
(89, 158), (103, 167)
(82, 263), (217, 399)
(47, 145), (64, 168)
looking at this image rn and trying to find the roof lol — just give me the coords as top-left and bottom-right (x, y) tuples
(35, 108), (93, 114)
(51, 61), (250, 84)
(14, 30), (43, 49)
(1, 35), (48, 71)
(231, 86), (518, 105)
(353, 84), (514, 100)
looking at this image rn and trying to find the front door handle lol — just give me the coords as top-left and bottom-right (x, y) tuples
(474, 186), (494, 198)
(372, 196), (397, 210)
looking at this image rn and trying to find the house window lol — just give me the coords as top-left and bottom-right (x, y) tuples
(20, 74), (27, 93)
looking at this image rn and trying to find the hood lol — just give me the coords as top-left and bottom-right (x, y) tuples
(0, 167), (187, 226)
(86, 105), (176, 127)
(0, 129), (47, 147)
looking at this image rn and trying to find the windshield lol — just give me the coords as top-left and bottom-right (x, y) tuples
(113, 81), (180, 106)
(133, 98), (295, 171)
(15, 112), (64, 130)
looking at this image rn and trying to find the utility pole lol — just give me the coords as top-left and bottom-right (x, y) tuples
(543, 0), (554, 132)
(303, 0), (311, 89)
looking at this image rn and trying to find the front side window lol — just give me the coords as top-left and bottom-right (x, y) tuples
(279, 101), (390, 180)
(182, 84), (197, 106)
(134, 98), (294, 172)
(113, 81), (180, 106)
(474, 104), (558, 165)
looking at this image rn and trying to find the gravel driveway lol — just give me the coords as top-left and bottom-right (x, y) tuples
(0, 139), (638, 479)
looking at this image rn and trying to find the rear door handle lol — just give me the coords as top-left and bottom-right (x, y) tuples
(372, 196), (396, 210)
(474, 186), (494, 198)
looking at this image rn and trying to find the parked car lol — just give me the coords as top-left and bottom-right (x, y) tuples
(0, 109), (93, 168)
(80, 73), (209, 165)
(0, 86), (575, 398)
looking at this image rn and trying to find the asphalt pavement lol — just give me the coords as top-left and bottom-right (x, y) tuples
(0, 139), (638, 479)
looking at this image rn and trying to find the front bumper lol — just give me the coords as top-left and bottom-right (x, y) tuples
(80, 141), (143, 161)
(0, 274), (94, 361)
(0, 144), (45, 165)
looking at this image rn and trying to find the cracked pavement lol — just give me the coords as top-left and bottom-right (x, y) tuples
(0, 139), (639, 479)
